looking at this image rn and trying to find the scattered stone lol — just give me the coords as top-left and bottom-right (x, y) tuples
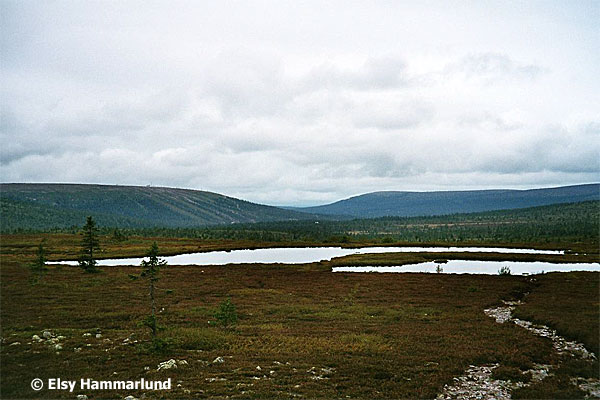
(184, 389), (191, 394)
(157, 359), (178, 371)
(9, 342), (20, 346)
(76, 395), (88, 400)
(486, 302), (597, 360)
(144, 366), (150, 371)
(212, 356), (225, 364)
(54, 344), (62, 350)
(525, 364), (552, 383)
(256, 366), (262, 371)
(123, 396), (138, 400)
(96, 334), (102, 339)
(42, 330), (53, 339)
(74, 347), (82, 352)
(157, 359), (187, 371)
(573, 377), (600, 398)
(83, 333), (92, 337)
(57, 335), (66, 340)
(32, 334), (42, 342)
(436, 364), (516, 400)
(305, 366), (334, 380)
(206, 377), (227, 382)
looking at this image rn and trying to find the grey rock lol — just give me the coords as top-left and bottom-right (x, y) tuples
(157, 359), (177, 371)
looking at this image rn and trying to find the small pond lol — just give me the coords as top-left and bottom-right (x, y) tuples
(55, 246), (564, 266)
(333, 260), (600, 275)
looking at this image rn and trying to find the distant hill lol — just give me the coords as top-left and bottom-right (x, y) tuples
(293, 184), (600, 218)
(0, 183), (318, 231)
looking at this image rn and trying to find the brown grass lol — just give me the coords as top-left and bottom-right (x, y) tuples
(1, 235), (598, 399)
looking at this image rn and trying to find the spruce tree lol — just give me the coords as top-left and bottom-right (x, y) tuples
(140, 242), (167, 339)
(29, 241), (48, 284)
(79, 216), (100, 272)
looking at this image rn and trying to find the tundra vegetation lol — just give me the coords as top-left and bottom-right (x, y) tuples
(0, 203), (598, 399)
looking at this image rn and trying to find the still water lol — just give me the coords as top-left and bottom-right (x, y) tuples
(333, 260), (600, 275)
(56, 246), (564, 266)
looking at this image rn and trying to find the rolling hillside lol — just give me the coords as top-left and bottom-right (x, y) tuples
(294, 184), (600, 218)
(0, 183), (317, 231)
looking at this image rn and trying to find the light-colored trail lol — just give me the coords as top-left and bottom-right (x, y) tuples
(437, 299), (599, 399)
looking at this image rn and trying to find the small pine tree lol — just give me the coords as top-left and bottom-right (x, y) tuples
(498, 266), (512, 275)
(78, 216), (100, 273)
(214, 297), (238, 328)
(111, 228), (127, 242)
(29, 241), (48, 284)
(140, 242), (167, 339)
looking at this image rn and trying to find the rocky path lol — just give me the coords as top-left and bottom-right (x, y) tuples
(437, 300), (600, 399)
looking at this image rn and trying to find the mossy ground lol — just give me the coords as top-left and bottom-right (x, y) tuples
(1, 235), (598, 399)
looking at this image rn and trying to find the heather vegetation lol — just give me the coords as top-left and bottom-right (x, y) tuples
(1, 254), (597, 398)
(1, 197), (598, 399)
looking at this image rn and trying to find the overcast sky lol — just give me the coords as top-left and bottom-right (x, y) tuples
(1, 1), (599, 206)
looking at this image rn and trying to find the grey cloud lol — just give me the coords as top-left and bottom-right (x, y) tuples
(303, 56), (408, 91)
(448, 53), (545, 83)
(467, 124), (600, 175)
(457, 112), (523, 131)
(353, 102), (434, 130)
(1, 2), (598, 205)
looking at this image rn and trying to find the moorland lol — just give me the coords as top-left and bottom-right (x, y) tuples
(1, 186), (599, 399)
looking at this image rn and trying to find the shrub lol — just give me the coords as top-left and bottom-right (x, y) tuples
(214, 297), (238, 328)
(29, 241), (48, 284)
(498, 266), (512, 275)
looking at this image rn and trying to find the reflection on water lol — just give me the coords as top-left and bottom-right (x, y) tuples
(333, 260), (600, 275)
(54, 246), (564, 266)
